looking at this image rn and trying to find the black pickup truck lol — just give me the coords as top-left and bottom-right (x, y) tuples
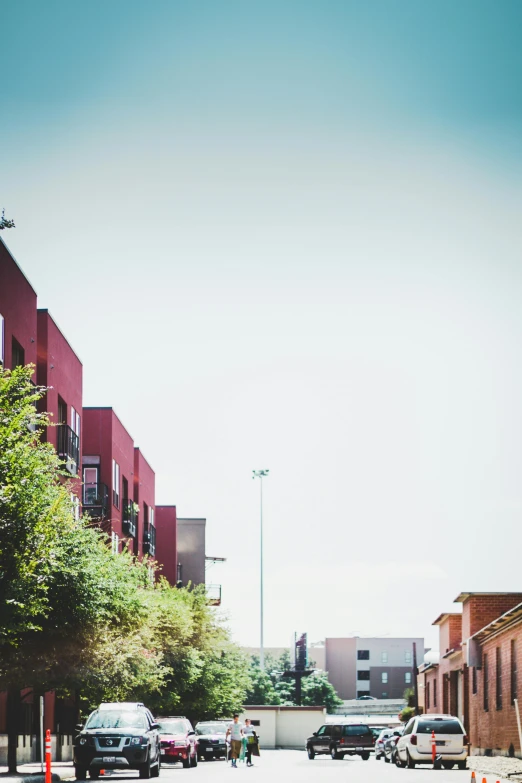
(306, 723), (374, 760)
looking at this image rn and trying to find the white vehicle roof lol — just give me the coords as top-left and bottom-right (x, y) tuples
(99, 702), (145, 710)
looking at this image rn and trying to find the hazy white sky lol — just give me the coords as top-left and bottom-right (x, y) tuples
(3, 0), (522, 653)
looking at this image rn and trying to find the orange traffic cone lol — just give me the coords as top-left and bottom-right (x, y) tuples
(470, 772), (475, 783)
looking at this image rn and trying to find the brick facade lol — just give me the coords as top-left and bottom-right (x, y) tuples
(423, 594), (522, 757)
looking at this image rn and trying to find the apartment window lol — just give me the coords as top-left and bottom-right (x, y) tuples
(112, 459), (120, 508)
(0, 314), (4, 365)
(381, 651), (388, 663)
(405, 650), (412, 664)
(484, 653), (489, 711)
(472, 667), (477, 695)
(433, 679), (437, 708)
(381, 692), (388, 698)
(382, 672), (388, 684)
(496, 647), (503, 710)
(405, 672), (412, 684)
(150, 507), (155, 527)
(58, 396), (67, 424)
(12, 337), (25, 368)
(358, 650), (370, 660)
(512, 640), (518, 705)
(426, 682), (431, 710)
(357, 671), (370, 680)
(111, 532), (119, 555)
(71, 407), (80, 439)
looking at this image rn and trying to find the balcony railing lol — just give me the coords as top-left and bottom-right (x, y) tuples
(82, 482), (109, 518)
(122, 499), (138, 537)
(57, 424), (79, 474)
(206, 584), (222, 606)
(143, 526), (156, 557)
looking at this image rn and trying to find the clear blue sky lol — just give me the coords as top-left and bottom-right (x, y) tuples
(2, 0), (522, 651)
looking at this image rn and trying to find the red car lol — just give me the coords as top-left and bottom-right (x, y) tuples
(157, 716), (198, 768)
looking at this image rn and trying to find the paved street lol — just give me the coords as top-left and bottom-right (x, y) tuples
(44, 752), (498, 783)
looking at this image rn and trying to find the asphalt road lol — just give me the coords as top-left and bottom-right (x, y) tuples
(152, 751), (476, 783)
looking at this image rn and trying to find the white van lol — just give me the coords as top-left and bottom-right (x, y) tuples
(396, 715), (468, 769)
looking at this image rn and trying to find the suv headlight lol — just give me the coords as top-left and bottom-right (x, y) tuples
(79, 738), (87, 746)
(131, 737), (146, 745)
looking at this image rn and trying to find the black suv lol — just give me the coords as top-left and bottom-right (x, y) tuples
(306, 722), (374, 760)
(74, 702), (161, 780)
(195, 721), (228, 761)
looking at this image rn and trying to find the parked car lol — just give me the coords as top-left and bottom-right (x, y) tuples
(306, 723), (374, 760)
(195, 721), (228, 761)
(374, 728), (394, 760)
(74, 702), (161, 780)
(383, 728), (403, 764)
(157, 716), (198, 768)
(396, 715), (468, 769)
(356, 695), (377, 700)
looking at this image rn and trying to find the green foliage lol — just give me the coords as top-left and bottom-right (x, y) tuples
(0, 208), (15, 230)
(244, 651), (343, 711)
(0, 364), (250, 721)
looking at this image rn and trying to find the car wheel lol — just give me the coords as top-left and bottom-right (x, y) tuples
(443, 762), (455, 770)
(307, 747), (315, 760)
(361, 753), (370, 761)
(330, 746), (343, 760)
(406, 750), (416, 769)
(191, 752), (198, 767)
(75, 768), (87, 780)
(384, 754), (390, 763)
(139, 758), (152, 779)
(458, 761), (467, 770)
(151, 756), (161, 778)
(395, 753), (406, 769)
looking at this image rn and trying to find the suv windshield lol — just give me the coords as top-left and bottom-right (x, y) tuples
(196, 723), (227, 735)
(157, 720), (187, 735)
(343, 725), (372, 736)
(417, 720), (463, 735)
(85, 711), (148, 730)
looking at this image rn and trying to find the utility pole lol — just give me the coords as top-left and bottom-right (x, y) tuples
(252, 469), (269, 670)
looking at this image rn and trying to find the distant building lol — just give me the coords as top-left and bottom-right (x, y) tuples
(176, 518), (206, 586)
(325, 636), (425, 700)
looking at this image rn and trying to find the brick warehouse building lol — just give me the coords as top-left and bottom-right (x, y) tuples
(422, 592), (522, 756)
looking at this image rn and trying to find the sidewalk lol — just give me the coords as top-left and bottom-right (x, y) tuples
(468, 756), (522, 782)
(0, 761), (74, 783)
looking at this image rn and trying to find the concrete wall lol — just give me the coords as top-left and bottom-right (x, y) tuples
(325, 638), (357, 699)
(177, 518), (206, 586)
(0, 734), (73, 765)
(240, 706), (326, 749)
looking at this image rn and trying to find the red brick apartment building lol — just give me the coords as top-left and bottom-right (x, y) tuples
(156, 506), (178, 584)
(82, 408), (147, 557)
(37, 309), (83, 497)
(0, 239), (37, 371)
(422, 592), (522, 756)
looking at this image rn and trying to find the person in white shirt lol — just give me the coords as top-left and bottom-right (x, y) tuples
(243, 719), (258, 767)
(226, 714), (244, 768)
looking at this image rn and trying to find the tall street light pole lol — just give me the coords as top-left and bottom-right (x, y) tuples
(252, 469), (269, 670)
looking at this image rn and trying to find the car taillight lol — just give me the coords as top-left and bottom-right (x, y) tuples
(463, 735), (469, 745)
(339, 738), (345, 744)
(410, 735), (417, 746)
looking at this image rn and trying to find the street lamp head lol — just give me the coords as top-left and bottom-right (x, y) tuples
(252, 469), (269, 478)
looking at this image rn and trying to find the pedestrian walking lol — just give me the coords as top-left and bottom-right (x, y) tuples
(243, 719), (259, 767)
(226, 714), (244, 768)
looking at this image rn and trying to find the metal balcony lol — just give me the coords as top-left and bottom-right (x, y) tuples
(57, 424), (79, 474)
(206, 584), (222, 606)
(82, 482), (109, 518)
(122, 499), (138, 537)
(143, 526), (156, 557)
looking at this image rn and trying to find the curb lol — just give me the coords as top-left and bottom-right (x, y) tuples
(0, 775), (61, 783)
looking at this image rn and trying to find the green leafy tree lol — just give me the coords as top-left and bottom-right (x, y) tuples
(0, 208), (15, 229)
